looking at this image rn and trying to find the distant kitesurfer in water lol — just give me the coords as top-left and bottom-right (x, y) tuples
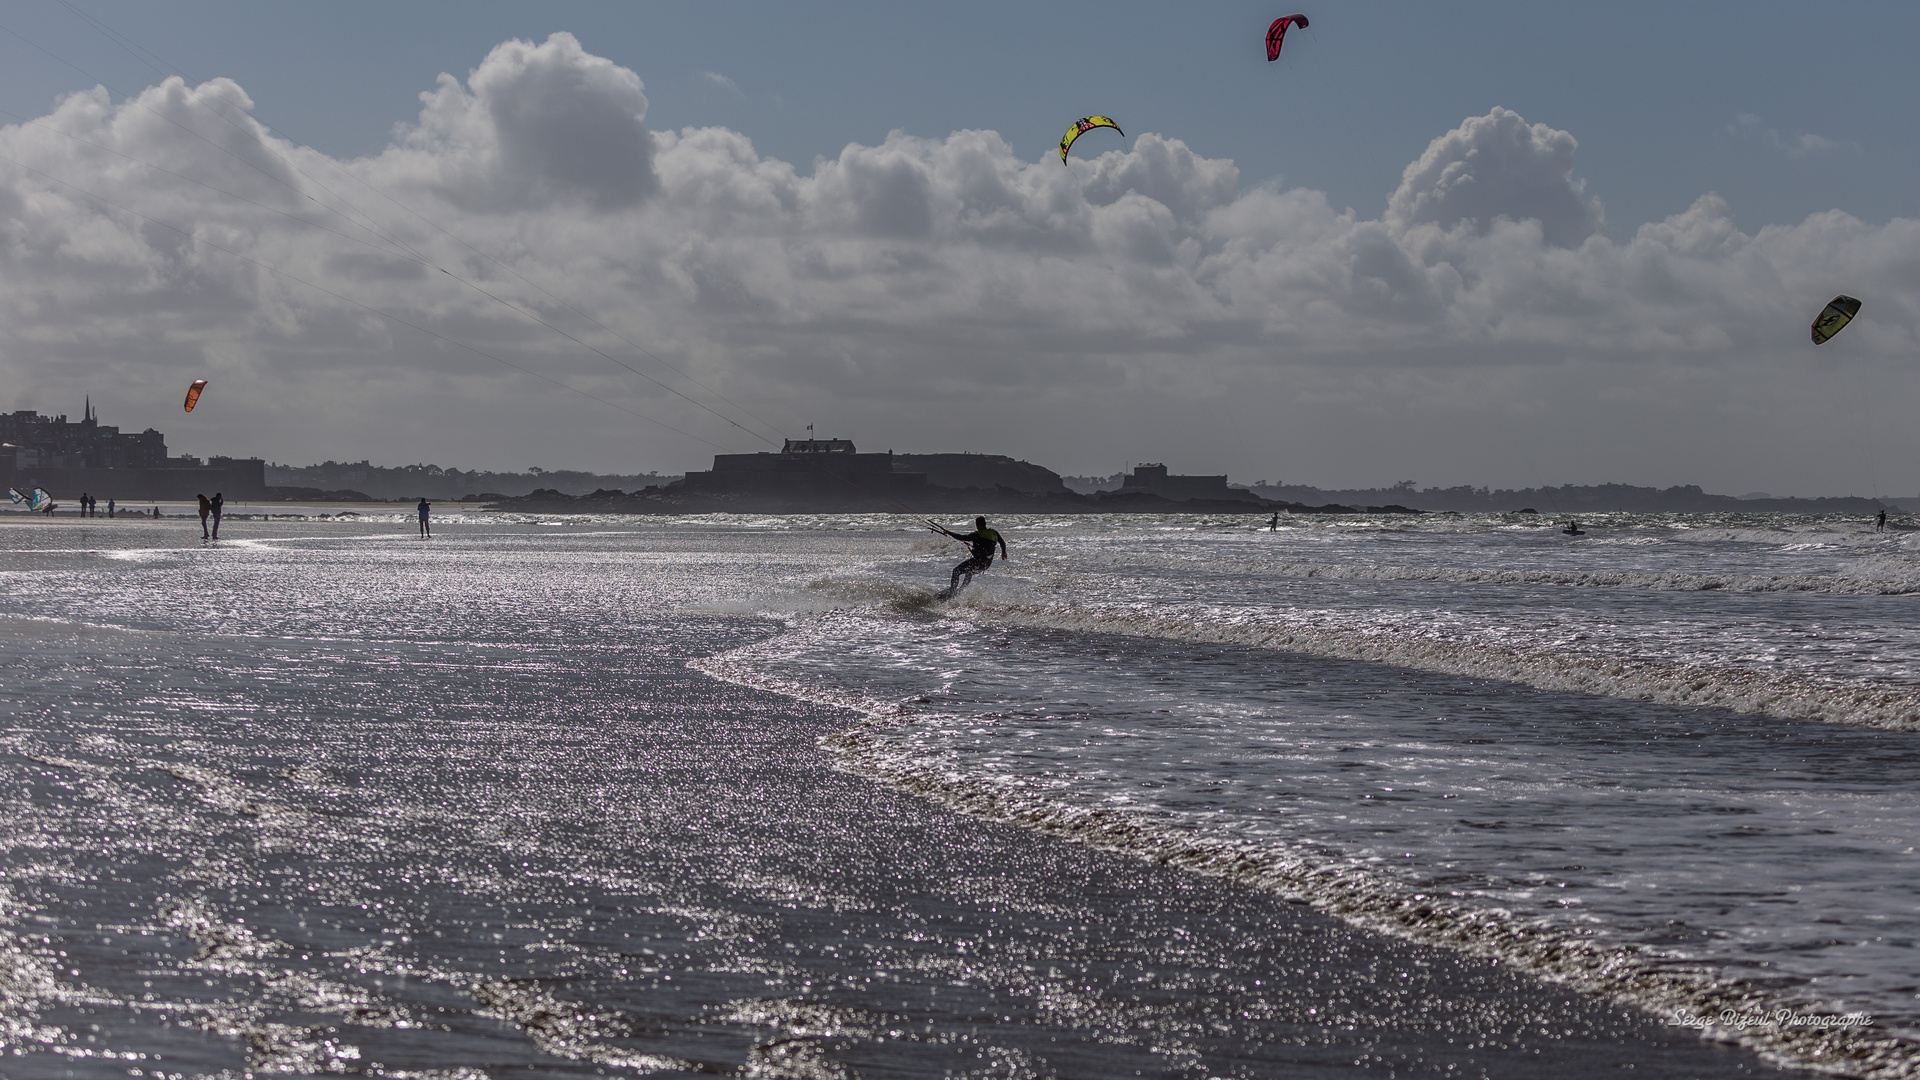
(418, 498), (431, 538)
(1878, 509), (1887, 532)
(1267, 512), (1280, 531)
(930, 516), (1007, 600)
(1563, 519), (1584, 536)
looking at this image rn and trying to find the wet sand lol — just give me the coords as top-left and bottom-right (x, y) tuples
(1, 605), (1798, 1077)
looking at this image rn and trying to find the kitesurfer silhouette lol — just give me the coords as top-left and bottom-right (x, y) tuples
(418, 498), (431, 537)
(210, 493), (224, 539)
(1878, 509), (1887, 532)
(196, 493), (211, 539)
(931, 516), (1008, 600)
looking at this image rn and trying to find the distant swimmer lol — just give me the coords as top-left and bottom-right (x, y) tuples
(418, 498), (431, 538)
(930, 516), (1008, 600)
(1562, 519), (1585, 536)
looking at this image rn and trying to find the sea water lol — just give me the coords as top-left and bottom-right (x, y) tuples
(703, 511), (1920, 1075)
(0, 508), (1913, 1077)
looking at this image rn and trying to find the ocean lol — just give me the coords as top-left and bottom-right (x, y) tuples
(0, 508), (1912, 1078)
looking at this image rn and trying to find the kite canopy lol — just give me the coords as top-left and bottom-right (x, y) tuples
(183, 379), (208, 413)
(1811, 295), (1862, 345)
(1058, 116), (1123, 164)
(9, 487), (53, 511)
(1267, 14), (1308, 61)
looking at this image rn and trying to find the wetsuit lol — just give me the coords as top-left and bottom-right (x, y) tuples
(945, 527), (1006, 595)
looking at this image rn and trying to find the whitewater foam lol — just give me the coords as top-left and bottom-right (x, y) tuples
(694, 626), (1916, 1078)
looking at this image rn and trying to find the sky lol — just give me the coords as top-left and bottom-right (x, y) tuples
(0, 1), (1914, 493)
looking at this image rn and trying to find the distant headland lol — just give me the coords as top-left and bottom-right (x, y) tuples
(1, 406), (1888, 516)
(473, 439), (1886, 517)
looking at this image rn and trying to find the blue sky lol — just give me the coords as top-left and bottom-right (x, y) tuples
(0, 2), (1914, 491)
(5, 1), (1910, 231)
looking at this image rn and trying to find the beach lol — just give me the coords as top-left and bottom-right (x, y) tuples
(0, 510), (1910, 1076)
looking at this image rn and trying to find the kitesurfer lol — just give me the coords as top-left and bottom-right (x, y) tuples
(1563, 519), (1584, 536)
(1267, 512), (1280, 531)
(210, 493), (224, 539)
(196, 493), (211, 539)
(1878, 509), (1887, 532)
(418, 498), (432, 538)
(931, 516), (1008, 599)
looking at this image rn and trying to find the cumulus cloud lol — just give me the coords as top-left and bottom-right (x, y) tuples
(390, 31), (657, 212)
(0, 34), (1914, 490)
(1386, 106), (1602, 248)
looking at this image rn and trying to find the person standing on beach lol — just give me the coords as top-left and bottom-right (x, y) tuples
(107, 498), (114, 518)
(210, 493), (223, 539)
(196, 494), (211, 539)
(417, 498), (431, 538)
(930, 516), (1007, 600)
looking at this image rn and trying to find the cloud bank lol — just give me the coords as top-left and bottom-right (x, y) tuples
(0, 32), (1914, 488)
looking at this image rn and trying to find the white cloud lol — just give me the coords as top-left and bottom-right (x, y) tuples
(698, 70), (743, 97)
(0, 35), (1914, 490)
(1386, 106), (1602, 248)
(1731, 113), (1842, 159)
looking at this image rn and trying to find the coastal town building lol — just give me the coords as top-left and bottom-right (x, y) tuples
(0, 399), (266, 501)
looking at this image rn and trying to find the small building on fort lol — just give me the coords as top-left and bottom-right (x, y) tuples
(1119, 463), (1259, 503)
(675, 438), (927, 500)
(674, 439), (1071, 502)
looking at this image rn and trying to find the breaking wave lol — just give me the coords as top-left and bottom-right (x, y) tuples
(693, 627), (1915, 1079)
(955, 594), (1920, 733)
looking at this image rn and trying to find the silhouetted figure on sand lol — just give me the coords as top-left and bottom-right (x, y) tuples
(210, 493), (224, 539)
(196, 494), (211, 539)
(417, 498), (431, 538)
